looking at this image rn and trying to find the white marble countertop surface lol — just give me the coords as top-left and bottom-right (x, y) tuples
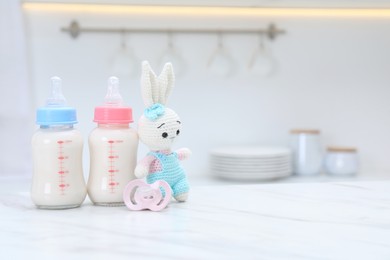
(1, 177), (390, 260)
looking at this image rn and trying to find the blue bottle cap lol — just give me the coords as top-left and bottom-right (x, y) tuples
(36, 77), (78, 126)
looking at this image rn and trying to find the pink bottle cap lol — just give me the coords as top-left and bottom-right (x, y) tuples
(123, 179), (172, 211)
(94, 107), (133, 124)
(93, 77), (133, 124)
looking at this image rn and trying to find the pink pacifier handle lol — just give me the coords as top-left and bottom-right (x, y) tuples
(123, 179), (172, 211)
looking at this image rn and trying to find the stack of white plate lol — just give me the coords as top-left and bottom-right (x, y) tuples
(210, 146), (292, 181)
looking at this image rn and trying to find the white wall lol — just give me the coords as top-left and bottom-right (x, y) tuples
(24, 8), (390, 179)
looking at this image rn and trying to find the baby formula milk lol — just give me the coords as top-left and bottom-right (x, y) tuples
(88, 77), (138, 206)
(31, 77), (86, 209)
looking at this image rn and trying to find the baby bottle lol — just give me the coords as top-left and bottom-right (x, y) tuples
(87, 77), (138, 206)
(31, 77), (86, 209)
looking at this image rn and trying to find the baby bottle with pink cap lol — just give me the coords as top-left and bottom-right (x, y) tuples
(87, 77), (138, 206)
(31, 77), (86, 209)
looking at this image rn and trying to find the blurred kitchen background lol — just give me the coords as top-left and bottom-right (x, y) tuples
(2, 0), (390, 183)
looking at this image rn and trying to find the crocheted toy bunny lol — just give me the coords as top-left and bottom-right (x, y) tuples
(135, 61), (191, 202)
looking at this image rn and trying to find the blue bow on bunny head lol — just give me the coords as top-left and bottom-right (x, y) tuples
(144, 103), (165, 121)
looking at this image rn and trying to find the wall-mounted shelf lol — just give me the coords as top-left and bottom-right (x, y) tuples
(23, 0), (390, 8)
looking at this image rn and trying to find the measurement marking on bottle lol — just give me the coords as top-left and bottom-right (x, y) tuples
(57, 140), (72, 195)
(107, 140), (123, 193)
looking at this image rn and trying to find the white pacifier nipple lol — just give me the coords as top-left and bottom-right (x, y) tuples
(104, 76), (123, 106)
(46, 76), (67, 107)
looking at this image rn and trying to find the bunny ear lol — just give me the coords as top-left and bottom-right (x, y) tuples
(141, 61), (159, 107)
(157, 62), (175, 105)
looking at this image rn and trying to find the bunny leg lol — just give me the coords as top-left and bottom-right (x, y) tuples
(172, 178), (189, 202)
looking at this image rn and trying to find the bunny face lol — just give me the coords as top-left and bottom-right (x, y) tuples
(139, 61), (183, 150)
(138, 108), (181, 151)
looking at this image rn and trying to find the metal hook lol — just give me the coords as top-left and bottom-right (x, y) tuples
(120, 30), (127, 49)
(167, 31), (174, 49)
(217, 32), (223, 49)
(259, 33), (265, 50)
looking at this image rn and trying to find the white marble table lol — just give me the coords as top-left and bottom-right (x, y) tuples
(1, 178), (390, 259)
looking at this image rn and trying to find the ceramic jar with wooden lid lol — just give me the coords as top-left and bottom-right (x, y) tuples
(290, 129), (322, 176)
(325, 147), (358, 176)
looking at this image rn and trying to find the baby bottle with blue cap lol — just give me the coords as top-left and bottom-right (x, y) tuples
(31, 77), (86, 209)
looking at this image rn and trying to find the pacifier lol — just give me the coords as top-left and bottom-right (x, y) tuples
(123, 179), (172, 211)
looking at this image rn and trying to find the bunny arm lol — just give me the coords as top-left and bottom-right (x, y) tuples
(175, 148), (192, 161)
(135, 155), (156, 179)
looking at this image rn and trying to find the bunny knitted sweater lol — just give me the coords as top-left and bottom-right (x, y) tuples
(144, 150), (189, 197)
